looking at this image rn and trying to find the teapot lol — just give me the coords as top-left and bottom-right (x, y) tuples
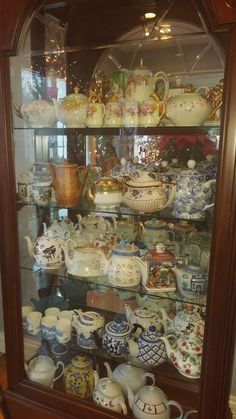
(52, 87), (89, 127)
(125, 59), (169, 103)
(172, 262), (208, 299)
(93, 370), (127, 414)
(123, 170), (176, 214)
(102, 319), (133, 356)
(25, 355), (64, 388)
(12, 99), (56, 128)
(128, 325), (177, 367)
(125, 305), (161, 331)
(87, 175), (123, 209)
(104, 362), (155, 396)
(48, 160), (88, 207)
(64, 354), (94, 399)
(160, 331), (203, 379)
(73, 309), (104, 349)
(64, 238), (105, 277)
(126, 383), (183, 419)
(165, 85), (212, 126)
(157, 307), (204, 337)
(141, 218), (175, 249)
(100, 240), (148, 287)
(24, 227), (65, 270)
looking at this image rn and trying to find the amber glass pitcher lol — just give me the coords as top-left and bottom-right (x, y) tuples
(48, 160), (88, 207)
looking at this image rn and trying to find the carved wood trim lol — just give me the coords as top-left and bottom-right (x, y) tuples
(204, 0), (236, 24)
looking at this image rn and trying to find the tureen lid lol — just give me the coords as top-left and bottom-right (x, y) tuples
(97, 378), (121, 397)
(111, 240), (139, 256)
(95, 176), (122, 192)
(105, 320), (132, 336)
(125, 171), (163, 188)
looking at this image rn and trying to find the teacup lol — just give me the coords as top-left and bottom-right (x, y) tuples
(31, 181), (52, 205)
(87, 103), (105, 127)
(139, 99), (165, 127)
(45, 307), (60, 317)
(104, 102), (123, 127)
(58, 310), (74, 321)
(27, 311), (42, 335)
(122, 100), (139, 127)
(41, 315), (57, 340)
(55, 318), (72, 343)
(22, 306), (33, 331)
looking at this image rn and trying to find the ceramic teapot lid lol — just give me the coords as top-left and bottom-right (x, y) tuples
(137, 385), (167, 406)
(181, 263), (205, 274)
(139, 325), (162, 343)
(95, 176), (122, 192)
(149, 243), (175, 262)
(133, 59), (152, 76)
(60, 87), (88, 105)
(125, 170), (164, 188)
(134, 307), (157, 319)
(71, 355), (92, 369)
(30, 355), (54, 372)
(115, 363), (144, 379)
(97, 378), (121, 398)
(111, 240), (139, 256)
(105, 320), (132, 337)
(144, 218), (167, 230)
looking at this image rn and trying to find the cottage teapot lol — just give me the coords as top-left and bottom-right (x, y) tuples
(93, 370), (127, 414)
(173, 262), (208, 299)
(25, 355), (64, 388)
(125, 59), (169, 103)
(126, 383), (183, 419)
(123, 170), (176, 214)
(104, 362), (155, 396)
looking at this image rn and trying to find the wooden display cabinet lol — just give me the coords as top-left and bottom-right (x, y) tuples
(0, 1), (236, 418)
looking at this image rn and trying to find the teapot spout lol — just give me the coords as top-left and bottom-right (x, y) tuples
(134, 257), (148, 284)
(51, 98), (59, 118)
(48, 163), (58, 190)
(126, 384), (134, 410)
(12, 101), (22, 119)
(93, 370), (100, 388)
(159, 335), (177, 362)
(24, 235), (34, 258)
(103, 362), (113, 379)
(128, 339), (139, 358)
(124, 303), (134, 323)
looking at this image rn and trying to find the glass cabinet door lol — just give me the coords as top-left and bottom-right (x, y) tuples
(9, 0), (226, 416)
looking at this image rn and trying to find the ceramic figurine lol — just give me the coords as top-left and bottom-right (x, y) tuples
(64, 354), (94, 398)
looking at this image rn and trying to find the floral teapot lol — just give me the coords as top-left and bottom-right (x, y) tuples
(12, 99), (56, 128)
(157, 307), (204, 337)
(93, 370), (127, 414)
(104, 362), (155, 396)
(160, 331), (203, 379)
(126, 383), (183, 419)
(125, 59), (169, 103)
(64, 238), (105, 277)
(52, 87), (89, 127)
(123, 170), (176, 214)
(25, 355), (64, 388)
(100, 240), (148, 287)
(24, 226), (65, 270)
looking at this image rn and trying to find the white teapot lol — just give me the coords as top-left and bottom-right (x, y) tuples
(125, 59), (169, 103)
(100, 240), (148, 287)
(93, 370), (127, 414)
(52, 87), (88, 127)
(12, 99), (56, 128)
(24, 227), (65, 270)
(126, 383), (183, 419)
(25, 355), (64, 388)
(104, 362), (155, 396)
(125, 305), (160, 331)
(123, 170), (176, 214)
(64, 238), (105, 277)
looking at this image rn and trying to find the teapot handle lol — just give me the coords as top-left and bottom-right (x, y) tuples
(75, 165), (89, 196)
(118, 398), (128, 415)
(143, 372), (155, 385)
(161, 183), (177, 210)
(183, 410), (198, 418)
(154, 71), (169, 102)
(166, 399), (184, 419)
(51, 361), (64, 389)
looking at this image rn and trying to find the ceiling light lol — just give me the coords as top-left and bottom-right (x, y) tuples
(144, 12), (156, 19)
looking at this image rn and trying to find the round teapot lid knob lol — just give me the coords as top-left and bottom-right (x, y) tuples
(187, 159), (196, 169)
(120, 239), (126, 247)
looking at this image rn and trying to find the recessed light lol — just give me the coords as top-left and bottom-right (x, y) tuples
(144, 12), (156, 19)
